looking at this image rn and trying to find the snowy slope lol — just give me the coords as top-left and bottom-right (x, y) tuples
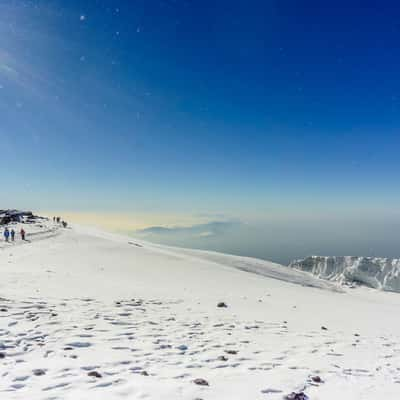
(1, 222), (400, 400)
(289, 256), (400, 292)
(75, 224), (341, 292)
(143, 244), (342, 292)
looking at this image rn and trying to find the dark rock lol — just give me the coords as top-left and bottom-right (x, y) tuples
(141, 371), (149, 376)
(321, 326), (328, 331)
(245, 325), (259, 330)
(217, 302), (228, 308)
(225, 350), (238, 355)
(285, 392), (309, 400)
(33, 369), (46, 376)
(311, 375), (322, 383)
(0, 352), (5, 359)
(88, 371), (102, 378)
(218, 355), (228, 361)
(194, 378), (209, 386)
(159, 344), (172, 349)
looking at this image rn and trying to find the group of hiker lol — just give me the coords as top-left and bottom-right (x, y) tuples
(2, 215), (68, 243)
(3, 227), (25, 242)
(53, 216), (68, 228)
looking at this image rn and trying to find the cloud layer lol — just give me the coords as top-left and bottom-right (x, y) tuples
(135, 220), (241, 239)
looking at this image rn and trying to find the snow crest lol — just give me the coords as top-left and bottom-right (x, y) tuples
(289, 256), (400, 292)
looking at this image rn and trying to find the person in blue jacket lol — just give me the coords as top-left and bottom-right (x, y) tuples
(4, 227), (10, 242)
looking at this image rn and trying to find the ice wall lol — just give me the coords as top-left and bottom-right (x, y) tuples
(289, 256), (400, 292)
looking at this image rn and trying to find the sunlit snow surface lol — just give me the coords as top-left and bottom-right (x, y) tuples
(1, 222), (400, 399)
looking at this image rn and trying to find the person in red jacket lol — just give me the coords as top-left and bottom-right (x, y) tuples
(20, 228), (26, 241)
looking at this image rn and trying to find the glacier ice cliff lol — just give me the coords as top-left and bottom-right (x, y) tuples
(289, 256), (400, 292)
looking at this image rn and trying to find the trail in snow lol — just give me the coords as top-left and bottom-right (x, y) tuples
(0, 224), (60, 250)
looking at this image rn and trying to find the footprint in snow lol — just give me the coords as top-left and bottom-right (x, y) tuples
(261, 388), (283, 394)
(65, 342), (92, 348)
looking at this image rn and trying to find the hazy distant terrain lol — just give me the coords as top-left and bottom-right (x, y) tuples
(133, 217), (400, 265)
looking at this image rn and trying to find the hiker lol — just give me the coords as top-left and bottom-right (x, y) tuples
(10, 229), (15, 241)
(3, 228), (10, 242)
(20, 228), (26, 241)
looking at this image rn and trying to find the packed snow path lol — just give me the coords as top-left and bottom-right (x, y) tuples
(0, 224), (60, 250)
(1, 224), (400, 399)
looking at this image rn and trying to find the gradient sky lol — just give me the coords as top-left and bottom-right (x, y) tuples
(1, 1), (400, 235)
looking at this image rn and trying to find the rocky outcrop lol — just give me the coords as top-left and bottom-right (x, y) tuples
(0, 210), (34, 225)
(289, 256), (400, 292)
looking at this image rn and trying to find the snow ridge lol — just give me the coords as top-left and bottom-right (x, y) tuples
(289, 256), (400, 292)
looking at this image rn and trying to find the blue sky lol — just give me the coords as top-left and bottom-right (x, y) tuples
(1, 1), (400, 233)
